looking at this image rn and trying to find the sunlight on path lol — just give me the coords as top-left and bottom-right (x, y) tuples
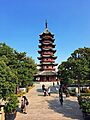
(15, 82), (83, 120)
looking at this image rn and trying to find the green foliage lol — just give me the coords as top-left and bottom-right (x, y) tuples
(4, 94), (19, 113)
(58, 47), (90, 85)
(80, 93), (90, 96)
(0, 59), (17, 100)
(0, 42), (37, 100)
(78, 96), (90, 113)
(16, 55), (37, 87)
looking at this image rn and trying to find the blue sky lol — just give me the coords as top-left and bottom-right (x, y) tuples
(0, 0), (90, 65)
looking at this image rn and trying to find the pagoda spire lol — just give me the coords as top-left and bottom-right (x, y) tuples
(45, 20), (48, 29)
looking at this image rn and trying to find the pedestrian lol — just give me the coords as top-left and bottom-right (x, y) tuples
(43, 88), (47, 96)
(57, 81), (59, 85)
(53, 82), (55, 86)
(59, 93), (63, 105)
(21, 96), (29, 114)
(48, 87), (51, 96)
(42, 84), (45, 91)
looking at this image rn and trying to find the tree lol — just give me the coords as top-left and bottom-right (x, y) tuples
(68, 48), (90, 82)
(58, 47), (90, 86)
(15, 52), (37, 87)
(58, 61), (71, 85)
(0, 43), (37, 91)
(0, 59), (17, 100)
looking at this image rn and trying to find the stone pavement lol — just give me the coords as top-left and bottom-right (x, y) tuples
(15, 82), (84, 120)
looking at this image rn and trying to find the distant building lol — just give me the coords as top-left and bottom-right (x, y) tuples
(36, 21), (58, 82)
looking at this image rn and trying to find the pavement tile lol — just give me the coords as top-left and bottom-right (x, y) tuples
(15, 82), (84, 120)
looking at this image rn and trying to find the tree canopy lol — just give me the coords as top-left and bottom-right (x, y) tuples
(58, 47), (90, 85)
(0, 43), (37, 99)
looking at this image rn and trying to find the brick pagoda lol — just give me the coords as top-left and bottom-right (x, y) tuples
(36, 22), (58, 82)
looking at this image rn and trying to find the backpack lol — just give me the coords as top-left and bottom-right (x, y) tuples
(26, 99), (29, 105)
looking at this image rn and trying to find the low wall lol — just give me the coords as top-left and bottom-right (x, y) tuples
(0, 106), (5, 120)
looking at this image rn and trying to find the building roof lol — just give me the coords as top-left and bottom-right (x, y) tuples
(37, 55), (57, 59)
(36, 71), (57, 76)
(41, 48), (56, 51)
(39, 21), (54, 37)
(38, 49), (56, 53)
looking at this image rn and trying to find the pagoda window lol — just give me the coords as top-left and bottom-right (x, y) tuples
(43, 41), (50, 43)
(43, 77), (46, 81)
(43, 40), (52, 44)
(44, 52), (47, 54)
(44, 66), (48, 69)
(44, 46), (51, 49)
(44, 58), (48, 61)
(49, 66), (52, 69)
(43, 36), (51, 39)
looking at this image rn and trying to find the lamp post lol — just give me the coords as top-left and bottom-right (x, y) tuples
(77, 78), (80, 96)
(76, 53), (81, 96)
(59, 79), (63, 105)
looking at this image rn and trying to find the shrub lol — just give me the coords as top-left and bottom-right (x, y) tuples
(4, 94), (19, 113)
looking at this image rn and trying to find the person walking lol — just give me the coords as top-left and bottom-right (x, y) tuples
(43, 88), (47, 96)
(48, 87), (51, 96)
(59, 93), (63, 105)
(53, 82), (55, 86)
(59, 87), (63, 105)
(21, 96), (29, 114)
(42, 84), (45, 91)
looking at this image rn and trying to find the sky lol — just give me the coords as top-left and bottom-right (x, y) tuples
(0, 0), (90, 65)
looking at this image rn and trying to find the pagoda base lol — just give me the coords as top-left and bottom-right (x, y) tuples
(35, 71), (57, 82)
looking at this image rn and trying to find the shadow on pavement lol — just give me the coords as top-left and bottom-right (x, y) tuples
(47, 98), (84, 120)
(37, 88), (43, 92)
(37, 86), (59, 94)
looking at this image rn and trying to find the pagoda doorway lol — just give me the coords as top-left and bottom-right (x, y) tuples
(46, 76), (49, 81)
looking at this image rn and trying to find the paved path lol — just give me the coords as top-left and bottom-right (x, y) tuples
(15, 83), (83, 120)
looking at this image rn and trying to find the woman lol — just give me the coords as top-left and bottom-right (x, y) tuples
(21, 96), (28, 114)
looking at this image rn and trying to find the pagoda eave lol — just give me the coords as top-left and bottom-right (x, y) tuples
(37, 56), (57, 60)
(38, 45), (56, 48)
(39, 33), (54, 38)
(39, 39), (55, 43)
(38, 63), (58, 66)
(36, 71), (57, 76)
(38, 50), (56, 54)
(41, 48), (56, 52)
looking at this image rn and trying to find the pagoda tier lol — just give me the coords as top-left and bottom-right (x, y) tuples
(39, 68), (56, 71)
(39, 38), (55, 43)
(37, 56), (57, 60)
(39, 42), (56, 46)
(40, 59), (55, 63)
(38, 63), (58, 66)
(40, 60), (55, 63)
(39, 31), (54, 38)
(41, 48), (56, 51)
(38, 49), (56, 54)
(38, 44), (56, 48)
(38, 51), (56, 56)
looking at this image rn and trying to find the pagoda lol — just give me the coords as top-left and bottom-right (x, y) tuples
(36, 21), (58, 82)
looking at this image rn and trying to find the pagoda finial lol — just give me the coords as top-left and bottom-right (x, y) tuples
(45, 20), (48, 28)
